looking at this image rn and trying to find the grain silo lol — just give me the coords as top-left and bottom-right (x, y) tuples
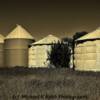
(4, 25), (35, 67)
(0, 34), (5, 67)
(74, 27), (100, 71)
(29, 34), (60, 68)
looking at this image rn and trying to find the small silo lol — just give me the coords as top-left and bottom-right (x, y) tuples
(74, 27), (100, 71)
(0, 34), (5, 67)
(4, 25), (35, 67)
(29, 34), (60, 68)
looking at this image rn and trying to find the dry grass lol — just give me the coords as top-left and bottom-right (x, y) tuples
(0, 68), (100, 100)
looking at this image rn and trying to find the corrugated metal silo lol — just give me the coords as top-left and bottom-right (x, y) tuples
(74, 27), (100, 71)
(0, 34), (5, 67)
(4, 25), (35, 67)
(29, 34), (60, 68)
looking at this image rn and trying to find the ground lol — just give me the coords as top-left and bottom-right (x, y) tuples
(0, 68), (100, 100)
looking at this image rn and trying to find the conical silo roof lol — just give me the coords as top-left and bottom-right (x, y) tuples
(32, 34), (60, 45)
(0, 34), (5, 43)
(77, 27), (100, 41)
(6, 25), (34, 40)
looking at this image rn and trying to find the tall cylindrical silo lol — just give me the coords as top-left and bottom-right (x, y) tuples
(0, 34), (5, 67)
(4, 25), (35, 67)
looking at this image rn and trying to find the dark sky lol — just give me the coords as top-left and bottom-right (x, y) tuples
(0, 0), (100, 40)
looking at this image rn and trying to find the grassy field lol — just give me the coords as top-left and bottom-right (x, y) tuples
(0, 68), (100, 100)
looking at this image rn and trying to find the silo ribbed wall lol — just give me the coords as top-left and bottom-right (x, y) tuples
(74, 40), (100, 71)
(29, 45), (51, 68)
(4, 39), (34, 67)
(0, 44), (4, 67)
